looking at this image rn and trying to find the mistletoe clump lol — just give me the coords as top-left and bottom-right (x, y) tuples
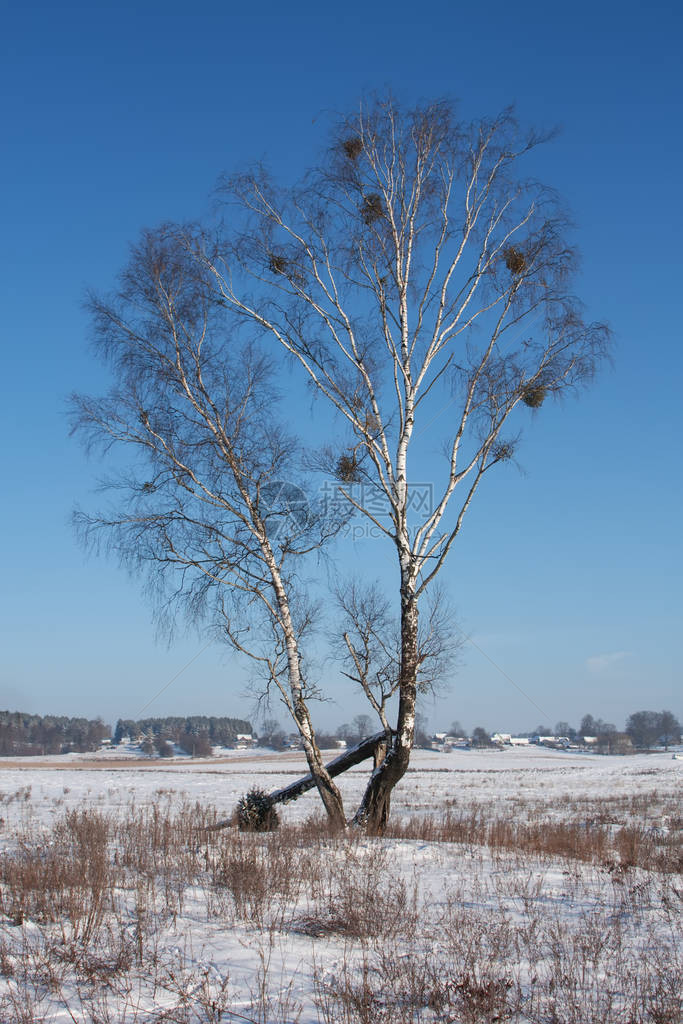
(342, 136), (363, 160)
(521, 385), (547, 408)
(336, 452), (360, 483)
(361, 193), (384, 225)
(268, 252), (289, 275)
(503, 246), (527, 275)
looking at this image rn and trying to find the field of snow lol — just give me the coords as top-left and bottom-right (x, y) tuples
(0, 747), (680, 1022)
(1, 744), (680, 829)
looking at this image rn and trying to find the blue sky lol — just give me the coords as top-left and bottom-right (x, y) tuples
(1, 0), (681, 735)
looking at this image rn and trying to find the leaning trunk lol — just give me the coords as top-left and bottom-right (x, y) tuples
(298, 721), (347, 829)
(266, 551), (348, 830)
(353, 592), (419, 832)
(286, 636), (347, 829)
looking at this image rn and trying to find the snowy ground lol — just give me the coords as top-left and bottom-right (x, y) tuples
(0, 747), (680, 1022)
(1, 744), (680, 829)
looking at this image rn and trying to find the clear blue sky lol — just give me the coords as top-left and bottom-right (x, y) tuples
(1, 0), (681, 735)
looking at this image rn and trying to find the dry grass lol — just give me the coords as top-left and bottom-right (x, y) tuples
(0, 786), (680, 1022)
(385, 808), (682, 873)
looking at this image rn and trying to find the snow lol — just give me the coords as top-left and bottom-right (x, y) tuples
(0, 746), (680, 1022)
(2, 745), (679, 829)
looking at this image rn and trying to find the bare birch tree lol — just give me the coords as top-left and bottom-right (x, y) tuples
(70, 225), (349, 827)
(199, 96), (610, 830)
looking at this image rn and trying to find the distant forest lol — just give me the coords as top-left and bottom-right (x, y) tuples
(0, 711), (254, 758)
(113, 716), (253, 752)
(0, 711), (110, 756)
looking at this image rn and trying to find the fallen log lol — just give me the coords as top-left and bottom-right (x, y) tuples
(206, 730), (391, 831)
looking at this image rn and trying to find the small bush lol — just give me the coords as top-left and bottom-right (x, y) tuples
(234, 788), (280, 832)
(178, 731), (213, 757)
(154, 736), (173, 758)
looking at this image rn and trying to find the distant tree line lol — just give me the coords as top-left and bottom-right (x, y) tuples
(113, 715), (253, 756)
(456, 710), (681, 751)
(550, 711), (680, 750)
(267, 709), (682, 754)
(624, 710), (680, 750)
(332, 713), (432, 750)
(1, 706), (678, 759)
(0, 711), (110, 756)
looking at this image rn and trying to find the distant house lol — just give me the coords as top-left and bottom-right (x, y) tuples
(510, 737), (530, 747)
(491, 733), (512, 746)
(431, 732), (447, 751)
(535, 736), (571, 749)
(431, 733), (469, 751)
(235, 733), (255, 749)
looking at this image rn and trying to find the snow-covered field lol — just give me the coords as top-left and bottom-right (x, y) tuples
(2, 745), (680, 828)
(0, 747), (680, 1022)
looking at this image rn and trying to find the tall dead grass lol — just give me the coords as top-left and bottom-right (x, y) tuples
(0, 789), (679, 1022)
(385, 808), (682, 873)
